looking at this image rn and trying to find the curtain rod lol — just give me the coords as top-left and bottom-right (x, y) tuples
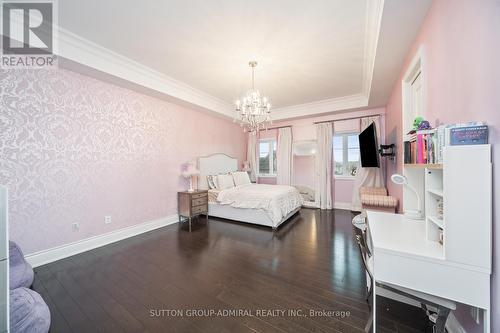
(259, 125), (292, 131)
(313, 113), (384, 125)
(257, 113), (384, 130)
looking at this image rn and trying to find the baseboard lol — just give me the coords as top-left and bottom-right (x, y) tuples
(446, 312), (467, 333)
(334, 202), (357, 211)
(25, 214), (179, 267)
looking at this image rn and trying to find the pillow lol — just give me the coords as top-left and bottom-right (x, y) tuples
(217, 174), (235, 190)
(206, 175), (218, 189)
(232, 171), (251, 186)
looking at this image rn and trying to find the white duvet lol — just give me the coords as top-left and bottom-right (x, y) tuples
(216, 184), (303, 224)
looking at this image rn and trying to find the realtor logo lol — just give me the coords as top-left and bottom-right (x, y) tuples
(1, 0), (57, 68)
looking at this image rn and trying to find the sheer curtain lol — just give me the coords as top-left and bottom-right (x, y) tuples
(351, 116), (385, 210)
(247, 133), (258, 182)
(315, 123), (333, 209)
(277, 127), (293, 185)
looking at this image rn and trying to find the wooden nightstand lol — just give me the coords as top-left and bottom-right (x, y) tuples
(177, 190), (208, 232)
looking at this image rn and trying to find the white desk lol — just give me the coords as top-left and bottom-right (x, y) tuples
(367, 211), (490, 333)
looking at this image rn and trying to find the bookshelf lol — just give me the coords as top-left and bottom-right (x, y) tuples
(424, 167), (444, 245)
(427, 215), (444, 228)
(426, 188), (443, 197)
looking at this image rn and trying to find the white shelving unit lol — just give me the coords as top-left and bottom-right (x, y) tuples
(425, 167), (444, 245)
(426, 188), (443, 197)
(403, 144), (492, 271)
(427, 215), (444, 228)
(375, 144), (494, 332)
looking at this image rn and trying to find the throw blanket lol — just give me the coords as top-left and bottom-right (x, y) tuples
(217, 184), (303, 224)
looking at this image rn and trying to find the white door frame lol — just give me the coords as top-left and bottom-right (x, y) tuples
(402, 45), (426, 138)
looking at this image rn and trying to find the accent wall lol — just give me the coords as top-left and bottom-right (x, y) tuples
(0, 68), (246, 254)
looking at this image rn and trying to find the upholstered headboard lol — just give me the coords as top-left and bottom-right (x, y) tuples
(198, 153), (238, 190)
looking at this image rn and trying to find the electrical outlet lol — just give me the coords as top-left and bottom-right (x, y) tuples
(72, 222), (80, 232)
(104, 216), (112, 224)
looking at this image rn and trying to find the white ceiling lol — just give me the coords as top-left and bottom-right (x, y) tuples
(56, 0), (432, 120)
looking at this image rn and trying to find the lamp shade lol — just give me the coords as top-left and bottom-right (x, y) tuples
(182, 162), (200, 178)
(242, 161), (250, 171)
(391, 173), (407, 185)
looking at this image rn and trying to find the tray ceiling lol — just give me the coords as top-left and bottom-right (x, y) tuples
(55, 0), (432, 120)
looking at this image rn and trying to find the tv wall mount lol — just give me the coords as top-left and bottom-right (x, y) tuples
(379, 144), (396, 160)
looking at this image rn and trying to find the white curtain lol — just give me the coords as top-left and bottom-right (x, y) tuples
(351, 116), (385, 210)
(247, 133), (258, 182)
(277, 127), (293, 185)
(315, 123), (333, 209)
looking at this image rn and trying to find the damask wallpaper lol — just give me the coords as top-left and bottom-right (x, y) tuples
(0, 68), (246, 254)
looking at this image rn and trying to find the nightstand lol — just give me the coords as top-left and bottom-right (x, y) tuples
(177, 190), (208, 232)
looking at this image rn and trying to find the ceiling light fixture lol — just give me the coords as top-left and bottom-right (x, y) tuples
(235, 61), (271, 133)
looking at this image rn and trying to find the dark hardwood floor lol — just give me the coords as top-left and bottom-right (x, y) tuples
(33, 209), (432, 333)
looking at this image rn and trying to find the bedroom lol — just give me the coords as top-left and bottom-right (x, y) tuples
(1, 0), (499, 332)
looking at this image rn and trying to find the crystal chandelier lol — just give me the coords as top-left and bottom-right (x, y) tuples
(235, 61), (272, 133)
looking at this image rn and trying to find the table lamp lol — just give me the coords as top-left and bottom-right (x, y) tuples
(391, 173), (423, 219)
(182, 162), (200, 192)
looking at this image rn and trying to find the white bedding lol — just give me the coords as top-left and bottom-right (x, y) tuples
(216, 184), (303, 225)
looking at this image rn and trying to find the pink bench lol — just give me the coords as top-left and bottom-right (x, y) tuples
(360, 187), (397, 213)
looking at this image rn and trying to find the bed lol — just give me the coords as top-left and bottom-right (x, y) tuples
(198, 153), (303, 229)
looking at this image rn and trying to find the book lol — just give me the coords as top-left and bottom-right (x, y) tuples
(410, 141), (416, 163)
(450, 125), (488, 145)
(407, 123), (486, 165)
(431, 134), (437, 164)
(417, 134), (424, 164)
(415, 129), (436, 164)
(404, 141), (411, 164)
(436, 125), (446, 163)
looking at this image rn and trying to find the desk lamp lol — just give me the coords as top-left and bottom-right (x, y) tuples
(391, 173), (423, 220)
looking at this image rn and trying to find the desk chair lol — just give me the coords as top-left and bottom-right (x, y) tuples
(352, 214), (456, 333)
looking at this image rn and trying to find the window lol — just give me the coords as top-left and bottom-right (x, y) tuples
(333, 133), (359, 177)
(259, 139), (277, 176)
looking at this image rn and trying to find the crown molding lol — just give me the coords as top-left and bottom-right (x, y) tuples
(57, 27), (235, 118)
(34, 1), (384, 121)
(362, 0), (385, 98)
(272, 94), (368, 120)
(266, 0), (383, 120)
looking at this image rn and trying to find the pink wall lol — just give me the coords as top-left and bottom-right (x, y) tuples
(333, 179), (355, 205)
(0, 68), (246, 254)
(384, 0), (500, 331)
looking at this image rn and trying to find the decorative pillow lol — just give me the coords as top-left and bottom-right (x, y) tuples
(206, 175), (218, 189)
(232, 171), (251, 186)
(217, 174), (235, 190)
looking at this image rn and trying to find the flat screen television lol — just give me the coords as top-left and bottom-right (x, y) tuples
(359, 122), (380, 168)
